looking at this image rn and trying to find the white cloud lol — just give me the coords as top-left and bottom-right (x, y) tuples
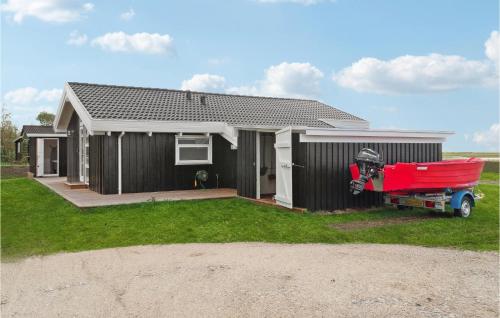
(3, 87), (62, 105)
(35, 88), (63, 102)
(91, 32), (174, 55)
(485, 31), (499, 70)
(120, 8), (135, 21)
(180, 62), (324, 98)
(473, 123), (500, 150)
(256, 0), (334, 5)
(67, 30), (88, 46)
(82, 2), (93, 11)
(3, 87), (62, 127)
(334, 31), (499, 94)
(0, 0), (94, 23)
(227, 62), (324, 98)
(4, 87), (38, 104)
(181, 74), (226, 92)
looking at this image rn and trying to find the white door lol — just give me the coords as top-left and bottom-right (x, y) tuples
(36, 138), (59, 177)
(275, 126), (293, 209)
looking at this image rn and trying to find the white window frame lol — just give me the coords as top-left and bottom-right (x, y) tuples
(175, 135), (213, 165)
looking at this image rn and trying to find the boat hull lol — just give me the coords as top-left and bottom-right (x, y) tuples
(350, 158), (485, 194)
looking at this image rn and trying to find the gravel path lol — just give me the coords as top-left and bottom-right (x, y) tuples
(1, 243), (498, 317)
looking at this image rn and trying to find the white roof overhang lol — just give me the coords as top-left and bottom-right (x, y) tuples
(26, 133), (67, 138)
(300, 128), (454, 144)
(318, 118), (370, 129)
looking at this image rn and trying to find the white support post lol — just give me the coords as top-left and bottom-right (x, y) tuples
(118, 131), (125, 195)
(256, 131), (260, 200)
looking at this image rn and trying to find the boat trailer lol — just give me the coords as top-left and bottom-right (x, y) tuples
(384, 189), (482, 218)
(350, 148), (484, 218)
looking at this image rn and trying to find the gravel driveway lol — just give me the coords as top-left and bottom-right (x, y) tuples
(1, 243), (498, 317)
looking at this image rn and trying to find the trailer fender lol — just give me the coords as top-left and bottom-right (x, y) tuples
(450, 190), (475, 209)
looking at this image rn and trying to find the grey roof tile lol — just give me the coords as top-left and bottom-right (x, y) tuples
(21, 125), (58, 135)
(68, 82), (366, 128)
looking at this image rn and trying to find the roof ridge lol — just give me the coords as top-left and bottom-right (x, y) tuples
(67, 81), (320, 103)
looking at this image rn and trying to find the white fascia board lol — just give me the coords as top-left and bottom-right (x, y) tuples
(305, 128), (454, 138)
(53, 83), (94, 133)
(300, 135), (448, 144)
(52, 88), (67, 131)
(92, 120), (226, 133)
(300, 128), (453, 143)
(91, 120), (238, 147)
(318, 119), (370, 129)
(220, 125), (237, 146)
(26, 133), (68, 138)
(234, 125), (309, 131)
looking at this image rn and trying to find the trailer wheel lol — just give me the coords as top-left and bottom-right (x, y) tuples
(454, 196), (472, 218)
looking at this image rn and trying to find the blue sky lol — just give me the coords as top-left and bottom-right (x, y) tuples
(1, 0), (499, 151)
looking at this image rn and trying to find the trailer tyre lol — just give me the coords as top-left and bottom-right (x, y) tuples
(454, 196), (472, 218)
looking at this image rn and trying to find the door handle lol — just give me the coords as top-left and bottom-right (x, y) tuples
(292, 163), (304, 168)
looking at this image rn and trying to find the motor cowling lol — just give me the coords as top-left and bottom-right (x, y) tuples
(350, 148), (384, 195)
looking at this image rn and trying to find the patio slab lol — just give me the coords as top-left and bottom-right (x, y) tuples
(35, 177), (237, 208)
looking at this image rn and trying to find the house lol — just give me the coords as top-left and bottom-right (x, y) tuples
(14, 125), (67, 177)
(52, 82), (452, 211)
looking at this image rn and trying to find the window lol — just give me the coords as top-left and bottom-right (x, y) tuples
(17, 142), (20, 153)
(175, 135), (212, 165)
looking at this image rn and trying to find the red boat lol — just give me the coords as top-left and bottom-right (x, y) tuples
(350, 156), (485, 194)
(349, 148), (485, 218)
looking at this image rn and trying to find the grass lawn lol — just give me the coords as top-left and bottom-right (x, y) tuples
(2, 177), (498, 259)
(481, 172), (499, 182)
(443, 152), (499, 158)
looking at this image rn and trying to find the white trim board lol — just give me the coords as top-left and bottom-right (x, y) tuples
(300, 128), (453, 144)
(318, 119), (370, 129)
(26, 133), (67, 138)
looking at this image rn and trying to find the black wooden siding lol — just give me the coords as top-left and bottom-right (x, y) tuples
(296, 142), (442, 212)
(66, 112), (80, 182)
(237, 130), (257, 198)
(58, 138), (67, 177)
(87, 133), (236, 194)
(292, 133), (307, 208)
(89, 134), (118, 194)
(28, 138), (36, 174)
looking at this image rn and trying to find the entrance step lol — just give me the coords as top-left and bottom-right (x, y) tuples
(64, 182), (88, 189)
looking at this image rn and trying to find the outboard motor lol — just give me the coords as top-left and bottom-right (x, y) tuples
(350, 148), (384, 195)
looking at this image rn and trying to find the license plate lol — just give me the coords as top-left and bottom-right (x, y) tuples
(403, 198), (422, 207)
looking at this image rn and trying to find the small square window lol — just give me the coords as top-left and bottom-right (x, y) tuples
(175, 135), (212, 165)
